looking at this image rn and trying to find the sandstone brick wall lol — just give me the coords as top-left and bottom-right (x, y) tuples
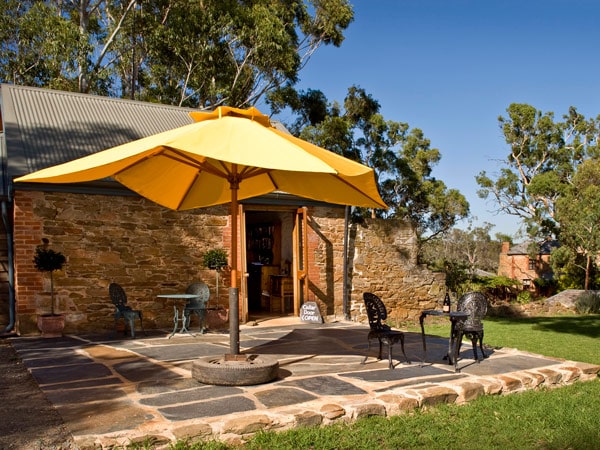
(14, 190), (231, 335)
(347, 219), (446, 323)
(306, 206), (347, 317)
(12, 190), (445, 335)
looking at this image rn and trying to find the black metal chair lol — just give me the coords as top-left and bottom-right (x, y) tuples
(184, 282), (211, 333)
(362, 292), (410, 369)
(453, 291), (488, 362)
(109, 283), (145, 338)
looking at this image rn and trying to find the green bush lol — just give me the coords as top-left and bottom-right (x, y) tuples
(516, 290), (532, 304)
(575, 291), (600, 314)
(202, 249), (228, 270)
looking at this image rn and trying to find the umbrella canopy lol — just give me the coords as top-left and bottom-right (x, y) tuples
(15, 106), (386, 353)
(16, 106), (386, 211)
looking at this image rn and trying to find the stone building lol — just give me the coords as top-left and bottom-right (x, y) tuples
(0, 84), (444, 336)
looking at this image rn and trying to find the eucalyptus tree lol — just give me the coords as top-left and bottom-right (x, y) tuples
(476, 103), (600, 238)
(0, 1), (81, 90)
(422, 222), (502, 275)
(269, 86), (469, 241)
(0, 0), (354, 108)
(420, 222), (502, 292)
(554, 159), (600, 290)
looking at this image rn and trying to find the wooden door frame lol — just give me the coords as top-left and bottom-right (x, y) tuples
(292, 206), (309, 315)
(241, 205), (303, 318)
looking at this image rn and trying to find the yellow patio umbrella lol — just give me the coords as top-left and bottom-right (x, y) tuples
(15, 106), (386, 354)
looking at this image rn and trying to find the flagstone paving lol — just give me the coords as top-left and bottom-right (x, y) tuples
(8, 318), (599, 448)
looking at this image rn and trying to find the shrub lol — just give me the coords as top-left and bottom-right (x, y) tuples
(575, 291), (600, 314)
(516, 290), (532, 304)
(202, 248), (228, 270)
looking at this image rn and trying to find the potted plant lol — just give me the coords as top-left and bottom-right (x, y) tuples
(202, 248), (228, 303)
(34, 238), (67, 337)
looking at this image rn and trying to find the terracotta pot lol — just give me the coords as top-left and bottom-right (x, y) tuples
(37, 314), (65, 338)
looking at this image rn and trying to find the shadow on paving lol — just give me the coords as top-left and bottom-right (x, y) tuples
(7, 321), (588, 441)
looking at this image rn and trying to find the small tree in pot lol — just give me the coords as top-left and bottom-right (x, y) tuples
(34, 238), (67, 337)
(202, 248), (228, 302)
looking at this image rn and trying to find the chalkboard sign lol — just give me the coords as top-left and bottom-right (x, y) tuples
(300, 301), (323, 323)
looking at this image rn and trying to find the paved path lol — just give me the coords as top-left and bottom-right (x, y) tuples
(9, 318), (599, 448)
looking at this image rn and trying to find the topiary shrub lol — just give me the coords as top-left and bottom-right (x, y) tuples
(33, 238), (66, 315)
(575, 291), (600, 314)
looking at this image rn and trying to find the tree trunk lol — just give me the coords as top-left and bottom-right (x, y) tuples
(585, 254), (591, 291)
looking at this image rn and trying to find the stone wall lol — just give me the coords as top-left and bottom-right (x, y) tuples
(14, 190), (231, 335)
(306, 206), (348, 317)
(347, 219), (446, 324)
(12, 190), (445, 335)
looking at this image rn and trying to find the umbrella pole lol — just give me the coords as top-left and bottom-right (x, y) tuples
(229, 168), (240, 355)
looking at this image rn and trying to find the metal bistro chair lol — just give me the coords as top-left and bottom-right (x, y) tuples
(453, 291), (488, 362)
(184, 282), (211, 334)
(362, 292), (410, 369)
(109, 283), (145, 338)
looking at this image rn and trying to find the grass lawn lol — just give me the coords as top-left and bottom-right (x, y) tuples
(412, 314), (600, 365)
(155, 314), (600, 450)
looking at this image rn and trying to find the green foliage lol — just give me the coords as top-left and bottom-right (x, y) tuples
(575, 291), (600, 314)
(33, 245), (66, 273)
(476, 103), (600, 240)
(273, 85), (469, 240)
(551, 245), (600, 290)
(202, 249), (228, 271)
(516, 290), (532, 304)
(421, 223), (510, 298)
(33, 238), (66, 315)
(0, 1), (354, 106)
(421, 223), (502, 274)
(555, 159), (600, 290)
(436, 260), (470, 294)
(468, 275), (519, 301)
(532, 277), (557, 297)
(0, 1), (80, 89)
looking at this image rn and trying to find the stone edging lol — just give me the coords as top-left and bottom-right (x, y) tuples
(86, 361), (599, 448)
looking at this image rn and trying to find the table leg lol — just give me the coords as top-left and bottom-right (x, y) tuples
(179, 307), (191, 335)
(448, 319), (460, 372)
(168, 305), (179, 339)
(419, 312), (428, 364)
(419, 313), (427, 351)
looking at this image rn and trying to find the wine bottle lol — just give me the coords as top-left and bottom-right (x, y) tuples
(442, 292), (451, 313)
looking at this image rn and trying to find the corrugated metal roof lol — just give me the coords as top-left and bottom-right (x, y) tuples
(0, 84), (197, 196)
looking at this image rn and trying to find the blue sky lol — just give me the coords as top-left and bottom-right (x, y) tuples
(273, 0), (600, 237)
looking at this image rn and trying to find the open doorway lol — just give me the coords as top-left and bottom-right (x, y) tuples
(244, 209), (294, 320)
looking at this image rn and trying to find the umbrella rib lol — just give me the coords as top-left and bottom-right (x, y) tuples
(108, 146), (215, 178)
(333, 174), (385, 207)
(161, 148), (273, 181)
(137, 146), (242, 181)
(214, 160), (271, 182)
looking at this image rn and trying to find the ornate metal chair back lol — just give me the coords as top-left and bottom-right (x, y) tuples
(185, 282), (210, 308)
(109, 282), (131, 312)
(363, 292), (392, 332)
(457, 291), (488, 331)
